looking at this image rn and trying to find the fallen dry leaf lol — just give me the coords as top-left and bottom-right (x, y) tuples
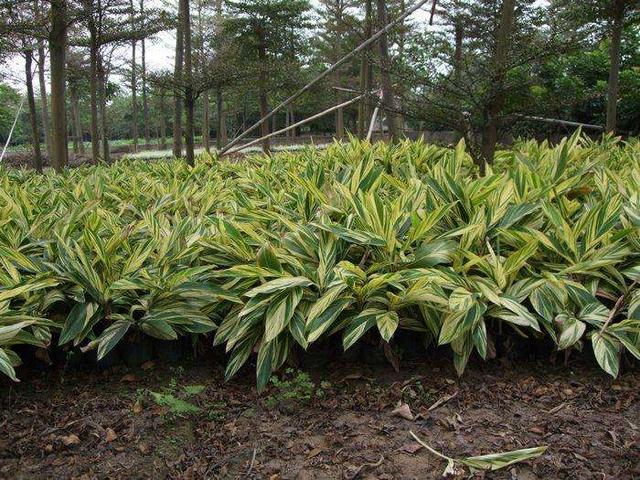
(121, 373), (137, 383)
(137, 442), (149, 454)
(60, 434), (80, 446)
(141, 360), (155, 371)
(529, 425), (545, 435)
(132, 399), (143, 414)
(401, 442), (423, 454)
(105, 428), (117, 442)
(392, 403), (414, 421)
(306, 447), (322, 458)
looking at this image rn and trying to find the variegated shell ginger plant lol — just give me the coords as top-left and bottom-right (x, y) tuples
(0, 132), (638, 386)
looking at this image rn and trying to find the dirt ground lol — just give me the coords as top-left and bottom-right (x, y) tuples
(1, 355), (638, 480)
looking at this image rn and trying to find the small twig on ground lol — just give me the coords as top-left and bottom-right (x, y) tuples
(345, 455), (385, 480)
(428, 391), (458, 411)
(247, 445), (257, 476)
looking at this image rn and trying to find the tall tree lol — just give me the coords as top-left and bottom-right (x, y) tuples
(129, 0), (139, 153)
(478, 0), (516, 169)
(49, 0), (68, 172)
(35, 0), (52, 160)
(25, 48), (43, 172)
(225, 0), (311, 154)
(181, 0), (195, 165)
(376, 0), (401, 140)
(173, 5), (184, 158)
(357, 0), (373, 138)
(140, 0), (151, 146)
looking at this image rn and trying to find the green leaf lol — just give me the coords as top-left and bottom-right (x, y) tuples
(314, 222), (386, 246)
(141, 319), (178, 340)
(264, 288), (303, 343)
(343, 309), (385, 351)
(0, 347), (19, 382)
(256, 340), (276, 391)
(59, 302), (99, 346)
(556, 315), (586, 350)
(0, 321), (34, 344)
(449, 287), (476, 312)
(245, 276), (313, 298)
(256, 244), (282, 272)
(591, 332), (620, 378)
(439, 303), (486, 345)
(376, 311), (399, 343)
(306, 297), (352, 343)
(97, 321), (131, 361)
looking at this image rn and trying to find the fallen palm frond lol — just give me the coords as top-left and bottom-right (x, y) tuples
(0, 132), (639, 386)
(409, 431), (548, 476)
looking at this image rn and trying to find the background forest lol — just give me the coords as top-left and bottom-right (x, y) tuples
(0, 0), (638, 171)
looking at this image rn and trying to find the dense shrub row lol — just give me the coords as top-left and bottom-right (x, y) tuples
(1, 133), (639, 387)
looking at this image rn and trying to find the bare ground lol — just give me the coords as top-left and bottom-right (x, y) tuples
(0, 356), (638, 479)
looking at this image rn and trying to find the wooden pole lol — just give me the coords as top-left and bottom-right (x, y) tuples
(219, 0), (435, 156)
(366, 106), (380, 141)
(518, 115), (605, 131)
(225, 94), (366, 156)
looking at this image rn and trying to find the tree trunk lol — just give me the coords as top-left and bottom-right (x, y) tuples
(49, 0), (68, 172)
(181, 0), (195, 166)
(36, 40), (52, 161)
(141, 0), (151, 146)
(216, 90), (227, 149)
(214, 0), (227, 150)
(396, 0), (405, 128)
(98, 56), (110, 163)
(454, 22), (463, 86)
(130, 0), (138, 153)
(25, 50), (43, 173)
(376, 0), (400, 141)
(89, 40), (100, 163)
(34, 0), (52, 161)
(159, 93), (168, 149)
(203, 92), (210, 153)
(173, 7), (184, 159)
(357, 0), (373, 138)
(606, 0), (624, 133)
(258, 27), (270, 154)
(289, 104), (295, 138)
(70, 88), (82, 155)
(479, 0), (516, 173)
(334, 0), (344, 141)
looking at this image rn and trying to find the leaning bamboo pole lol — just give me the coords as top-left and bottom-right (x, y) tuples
(218, 0), (436, 157)
(225, 93), (367, 156)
